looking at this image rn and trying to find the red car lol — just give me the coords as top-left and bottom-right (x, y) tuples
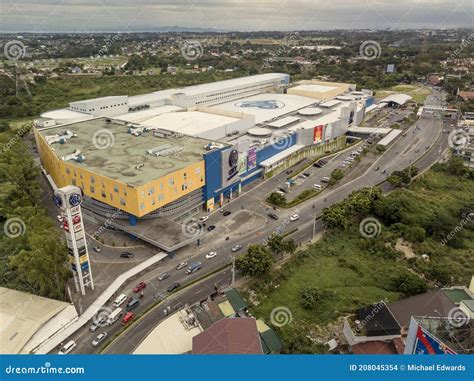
(121, 312), (134, 325)
(133, 282), (146, 293)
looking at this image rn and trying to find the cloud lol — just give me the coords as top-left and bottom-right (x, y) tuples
(1, 0), (472, 32)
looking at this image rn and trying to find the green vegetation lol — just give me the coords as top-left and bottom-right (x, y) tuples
(328, 168), (344, 186)
(387, 165), (419, 187)
(0, 71), (244, 122)
(376, 84), (432, 105)
(246, 158), (473, 353)
(0, 122), (70, 300)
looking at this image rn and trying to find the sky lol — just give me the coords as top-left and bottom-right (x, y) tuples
(0, 0), (472, 33)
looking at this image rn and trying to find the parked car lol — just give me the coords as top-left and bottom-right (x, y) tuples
(121, 312), (134, 325)
(112, 294), (128, 307)
(223, 211), (231, 216)
(167, 282), (181, 292)
(290, 213), (299, 221)
(133, 282), (146, 293)
(92, 332), (107, 347)
(231, 244), (242, 252)
(158, 272), (170, 281)
(58, 340), (76, 354)
(268, 212), (279, 220)
(286, 169), (293, 174)
(176, 262), (188, 270)
(186, 262), (202, 275)
(89, 316), (106, 332)
(206, 251), (217, 259)
(93, 246), (102, 253)
(313, 184), (322, 190)
(207, 225), (216, 232)
(321, 177), (330, 183)
(120, 252), (134, 259)
(198, 216), (209, 223)
(303, 172), (310, 178)
(126, 298), (140, 311)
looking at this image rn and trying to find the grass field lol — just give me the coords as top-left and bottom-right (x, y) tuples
(245, 165), (473, 353)
(376, 84), (432, 104)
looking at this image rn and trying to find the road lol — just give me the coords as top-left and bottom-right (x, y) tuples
(60, 88), (454, 354)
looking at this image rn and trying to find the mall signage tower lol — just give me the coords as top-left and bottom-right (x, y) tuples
(53, 185), (94, 295)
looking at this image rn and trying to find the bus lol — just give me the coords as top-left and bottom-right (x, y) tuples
(107, 307), (123, 326)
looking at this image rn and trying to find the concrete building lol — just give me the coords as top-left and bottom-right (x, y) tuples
(35, 73), (373, 249)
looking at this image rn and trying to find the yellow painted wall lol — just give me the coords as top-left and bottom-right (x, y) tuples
(35, 129), (205, 217)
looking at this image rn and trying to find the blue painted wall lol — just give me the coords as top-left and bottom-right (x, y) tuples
(203, 149), (223, 201)
(365, 96), (374, 107)
(256, 133), (297, 164)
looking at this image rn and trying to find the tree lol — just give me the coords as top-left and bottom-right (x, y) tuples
(300, 286), (333, 310)
(390, 273), (427, 296)
(236, 244), (273, 277)
(268, 192), (286, 206)
(267, 235), (297, 258)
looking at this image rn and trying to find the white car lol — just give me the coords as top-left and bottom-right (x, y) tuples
(92, 332), (107, 347)
(57, 215), (64, 223)
(290, 213), (299, 221)
(313, 184), (322, 190)
(206, 251), (217, 259)
(199, 216), (209, 223)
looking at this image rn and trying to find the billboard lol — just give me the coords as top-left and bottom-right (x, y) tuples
(247, 147), (257, 170)
(412, 326), (457, 355)
(221, 148), (240, 188)
(313, 125), (324, 144)
(237, 152), (248, 175)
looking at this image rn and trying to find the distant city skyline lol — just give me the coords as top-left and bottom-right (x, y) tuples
(0, 0), (472, 33)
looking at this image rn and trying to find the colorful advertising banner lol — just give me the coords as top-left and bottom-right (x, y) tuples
(313, 125), (324, 144)
(413, 326), (457, 355)
(237, 152), (248, 175)
(247, 147), (257, 170)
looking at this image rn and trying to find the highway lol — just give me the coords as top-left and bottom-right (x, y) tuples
(61, 88), (454, 354)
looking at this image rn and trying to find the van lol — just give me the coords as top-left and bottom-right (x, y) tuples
(126, 299), (140, 311)
(113, 294), (128, 307)
(58, 340), (76, 355)
(321, 177), (330, 183)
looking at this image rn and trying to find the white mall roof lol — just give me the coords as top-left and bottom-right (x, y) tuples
(298, 107), (323, 116)
(115, 105), (183, 123)
(347, 126), (392, 135)
(379, 94), (412, 105)
(211, 93), (315, 124)
(40, 109), (92, 121)
(320, 99), (341, 108)
(266, 116), (300, 128)
(248, 127), (272, 137)
(291, 84), (337, 93)
(143, 110), (240, 136)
